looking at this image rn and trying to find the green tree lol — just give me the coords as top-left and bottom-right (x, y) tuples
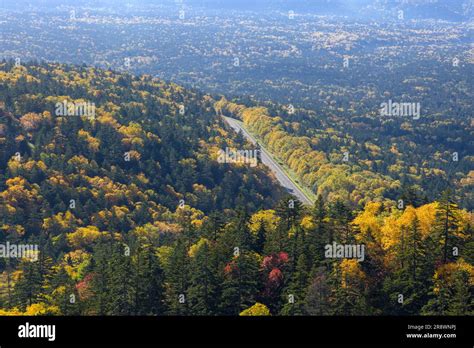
(107, 242), (134, 315)
(187, 242), (219, 315)
(219, 251), (260, 315)
(434, 189), (461, 264)
(384, 217), (431, 314)
(165, 238), (190, 315)
(133, 244), (166, 315)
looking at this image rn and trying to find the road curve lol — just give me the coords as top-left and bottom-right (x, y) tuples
(222, 115), (313, 206)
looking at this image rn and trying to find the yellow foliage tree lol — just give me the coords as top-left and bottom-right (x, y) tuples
(248, 210), (280, 235)
(66, 226), (105, 249)
(24, 303), (60, 316)
(239, 302), (271, 316)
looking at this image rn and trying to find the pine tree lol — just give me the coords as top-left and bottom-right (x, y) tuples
(434, 189), (460, 264)
(133, 243), (165, 315)
(107, 242), (134, 315)
(329, 199), (353, 244)
(219, 251), (260, 315)
(384, 217), (430, 314)
(308, 195), (328, 263)
(14, 259), (43, 309)
(449, 270), (473, 315)
(89, 241), (110, 315)
(204, 211), (224, 242)
(330, 261), (368, 315)
(234, 206), (252, 250)
(14, 243), (53, 310)
(165, 238), (190, 315)
(46, 265), (80, 315)
(280, 253), (309, 315)
(275, 196), (303, 230)
(274, 196), (302, 252)
(187, 242), (219, 315)
(422, 267), (473, 315)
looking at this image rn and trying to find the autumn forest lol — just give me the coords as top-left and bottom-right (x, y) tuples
(0, 0), (473, 322)
(0, 61), (472, 317)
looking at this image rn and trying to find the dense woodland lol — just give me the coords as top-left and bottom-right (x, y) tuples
(0, 62), (472, 316)
(216, 98), (473, 210)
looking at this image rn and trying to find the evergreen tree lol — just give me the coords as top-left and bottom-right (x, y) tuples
(219, 251), (260, 315)
(42, 265), (79, 315)
(329, 199), (353, 244)
(234, 206), (252, 250)
(204, 211), (225, 242)
(165, 238), (190, 315)
(107, 242), (134, 315)
(384, 217), (431, 314)
(14, 259), (43, 309)
(275, 196), (303, 230)
(89, 241), (116, 315)
(434, 189), (460, 264)
(274, 197), (302, 252)
(422, 265), (473, 315)
(280, 253), (309, 315)
(187, 242), (219, 315)
(308, 195), (328, 263)
(133, 244), (166, 315)
(330, 261), (368, 315)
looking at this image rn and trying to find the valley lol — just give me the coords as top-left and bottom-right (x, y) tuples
(0, 0), (472, 318)
(222, 115), (315, 205)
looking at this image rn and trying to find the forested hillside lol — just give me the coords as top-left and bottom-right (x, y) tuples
(216, 98), (473, 210)
(0, 62), (472, 316)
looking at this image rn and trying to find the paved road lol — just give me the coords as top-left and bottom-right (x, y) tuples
(222, 116), (313, 205)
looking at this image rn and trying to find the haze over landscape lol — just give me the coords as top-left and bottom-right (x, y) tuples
(0, 0), (472, 318)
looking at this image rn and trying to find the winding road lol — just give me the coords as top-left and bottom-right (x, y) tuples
(222, 115), (314, 206)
